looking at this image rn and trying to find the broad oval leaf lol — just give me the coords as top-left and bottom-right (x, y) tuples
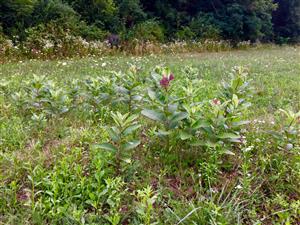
(96, 143), (117, 152)
(179, 131), (193, 140)
(190, 140), (218, 148)
(224, 150), (235, 156)
(218, 133), (241, 139)
(232, 94), (239, 107)
(123, 124), (141, 135)
(232, 120), (250, 127)
(170, 112), (188, 123)
(147, 89), (157, 101)
(155, 129), (171, 137)
(115, 86), (129, 94)
(108, 127), (120, 142)
(168, 104), (178, 113)
(169, 112), (188, 128)
(192, 120), (211, 129)
(122, 140), (141, 151)
(141, 109), (165, 122)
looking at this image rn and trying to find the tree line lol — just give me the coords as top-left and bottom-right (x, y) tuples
(0, 0), (299, 43)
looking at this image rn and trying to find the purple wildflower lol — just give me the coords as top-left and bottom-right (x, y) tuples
(160, 73), (175, 89)
(169, 73), (174, 81)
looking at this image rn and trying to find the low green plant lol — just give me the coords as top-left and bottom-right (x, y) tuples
(158, 66), (252, 158)
(98, 112), (141, 171)
(1, 49), (299, 224)
(142, 66), (188, 150)
(113, 65), (143, 112)
(27, 147), (125, 224)
(277, 109), (300, 149)
(165, 182), (252, 225)
(135, 186), (158, 225)
(0, 116), (27, 152)
(82, 75), (115, 119)
(12, 75), (71, 118)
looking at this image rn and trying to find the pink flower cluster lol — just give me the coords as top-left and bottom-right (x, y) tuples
(160, 73), (174, 89)
(212, 98), (221, 105)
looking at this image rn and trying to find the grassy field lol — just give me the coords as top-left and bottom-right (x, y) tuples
(1, 46), (300, 224)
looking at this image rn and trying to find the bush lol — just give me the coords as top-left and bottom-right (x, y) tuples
(21, 20), (109, 58)
(76, 22), (108, 41)
(32, 0), (78, 26)
(189, 13), (221, 40)
(126, 20), (165, 42)
(175, 26), (196, 40)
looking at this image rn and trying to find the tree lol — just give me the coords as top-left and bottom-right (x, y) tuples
(117, 0), (145, 29)
(273, 0), (300, 42)
(63, 0), (119, 32)
(0, 0), (37, 37)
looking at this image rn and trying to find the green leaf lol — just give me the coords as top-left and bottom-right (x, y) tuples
(232, 76), (243, 91)
(232, 94), (239, 107)
(232, 120), (250, 127)
(192, 120), (211, 129)
(168, 104), (178, 113)
(115, 86), (129, 94)
(122, 140), (141, 151)
(126, 114), (139, 123)
(108, 127), (120, 142)
(96, 143), (117, 152)
(228, 138), (242, 143)
(132, 95), (142, 101)
(163, 67), (171, 76)
(218, 133), (240, 139)
(169, 112), (188, 128)
(148, 89), (156, 101)
(141, 109), (165, 122)
(223, 149), (235, 155)
(155, 129), (171, 137)
(170, 112), (188, 123)
(190, 140), (218, 148)
(179, 131), (193, 140)
(123, 124), (141, 135)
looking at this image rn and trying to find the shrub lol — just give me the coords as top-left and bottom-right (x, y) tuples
(0, 30), (15, 57)
(175, 26), (196, 40)
(189, 13), (221, 40)
(22, 21), (109, 58)
(77, 23), (107, 41)
(126, 20), (165, 42)
(32, 0), (78, 26)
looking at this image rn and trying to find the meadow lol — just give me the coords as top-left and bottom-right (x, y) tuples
(0, 46), (300, 224)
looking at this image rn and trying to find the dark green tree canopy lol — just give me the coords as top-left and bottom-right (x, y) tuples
(0, 0), (299, 42)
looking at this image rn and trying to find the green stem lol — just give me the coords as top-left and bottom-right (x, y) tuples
(128, 91), (132, 112)
(163, 90), (170, 150)
(115, 141), (122, 174)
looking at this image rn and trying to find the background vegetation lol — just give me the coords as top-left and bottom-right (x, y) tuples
(0, 1), (299, 224)
(0, 0), (299, 45)
(0, 46), (299, 224)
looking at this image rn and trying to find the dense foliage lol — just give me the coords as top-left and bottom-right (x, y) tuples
(0, 0), (299, 44)
(0, 47), (300, 224)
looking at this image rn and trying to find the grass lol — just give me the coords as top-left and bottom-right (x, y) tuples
(0, 46), (299, 224)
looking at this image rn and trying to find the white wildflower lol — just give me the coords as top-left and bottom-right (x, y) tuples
(235, 185), (243, 189)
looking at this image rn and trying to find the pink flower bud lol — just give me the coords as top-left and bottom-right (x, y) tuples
(212, 98), (221, 105)
(160, 75), (170, 89)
